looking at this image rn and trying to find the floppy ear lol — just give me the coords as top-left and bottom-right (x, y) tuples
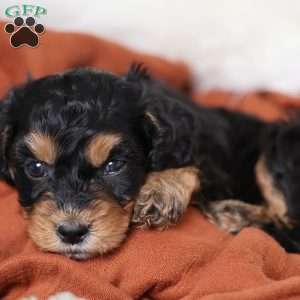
(141, 110), (172, 169)
(125, 64), (194, 170)
(141, 107), (193, 171)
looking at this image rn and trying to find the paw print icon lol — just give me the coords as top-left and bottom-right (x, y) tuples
(4, 16), (45, 48)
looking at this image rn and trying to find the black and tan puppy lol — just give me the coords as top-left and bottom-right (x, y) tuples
(251, 117), (300, 252)
(0, 66), (207, 259)
(204, 112), (300, 253)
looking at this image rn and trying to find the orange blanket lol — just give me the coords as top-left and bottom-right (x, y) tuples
(1, 22), (300, 300)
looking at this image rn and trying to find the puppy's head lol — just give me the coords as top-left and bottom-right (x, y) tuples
(261, 119), (300, 222)
(0, 68), (162, 259)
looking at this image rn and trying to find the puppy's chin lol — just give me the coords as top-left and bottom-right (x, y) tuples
(58, 244), (99, 260)
(65, 250), (96, 260)
(26, 199), (132, 260)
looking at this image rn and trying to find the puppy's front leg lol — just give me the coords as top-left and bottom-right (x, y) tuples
(132, 166), (200, 229)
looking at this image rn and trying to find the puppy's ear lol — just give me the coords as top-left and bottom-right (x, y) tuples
(125, 64), (193, 170)
(141, 111), (166, 168)
(141, 107), (192, 170)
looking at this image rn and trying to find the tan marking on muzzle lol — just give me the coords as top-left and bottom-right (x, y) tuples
(27, 193), (132, 257)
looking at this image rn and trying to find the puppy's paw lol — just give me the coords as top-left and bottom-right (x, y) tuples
(132, 188), (182, 229)
(205, 200), (270, 234)
(132, 167), (200, 229)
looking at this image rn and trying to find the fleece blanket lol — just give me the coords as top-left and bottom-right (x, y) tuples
(1, 21), (300, 300)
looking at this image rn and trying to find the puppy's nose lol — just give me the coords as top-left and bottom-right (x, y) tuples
(57, 221), (89, 244)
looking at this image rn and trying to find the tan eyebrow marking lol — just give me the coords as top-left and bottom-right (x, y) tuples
(86, 133), (122, 167)
(25, 132), (57, 165)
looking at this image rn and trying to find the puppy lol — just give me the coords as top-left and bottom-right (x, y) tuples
(205, 113), (300, 252)
(0, 66), (207, 259)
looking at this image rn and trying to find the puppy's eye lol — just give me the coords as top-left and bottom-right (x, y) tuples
(25, 161), (48, 179)
(103, 160), (126, 175)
